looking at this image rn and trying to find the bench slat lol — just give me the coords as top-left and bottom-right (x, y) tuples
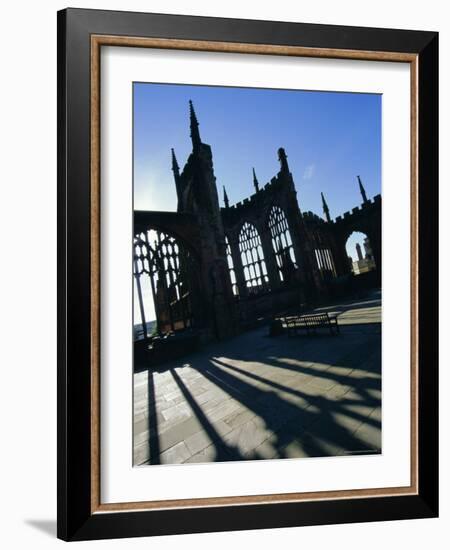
(284, 311), (339, 335)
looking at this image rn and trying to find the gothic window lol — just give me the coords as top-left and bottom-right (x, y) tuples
(238, 222), (268, 293)
(225, 236), (238, 296)
(268, 206), (297, 282)
(133, 229), (195, 338)
(314, 248), (336, 276)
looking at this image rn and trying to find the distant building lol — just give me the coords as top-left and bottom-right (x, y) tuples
(364, 237), (374, 261)
(352, 258), (376, 275)
(352, 238), (376, 275)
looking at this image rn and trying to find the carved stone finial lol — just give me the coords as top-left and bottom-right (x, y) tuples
(252, 168), (260, 192)
(278, 147), (289, 173)
(189, 100), (201, 150)
(223, 185), (230, 208)
(321, 192), (331, 223)
(357, 175), (368, 203)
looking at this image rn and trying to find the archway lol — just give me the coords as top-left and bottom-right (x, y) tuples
(345, 231), (376, 276)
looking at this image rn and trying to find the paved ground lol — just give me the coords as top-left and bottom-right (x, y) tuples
(134, 292), (382, 465)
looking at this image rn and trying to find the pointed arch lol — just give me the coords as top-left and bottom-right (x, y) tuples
(268, 205), (297, 282)
(238, 222), (268, 293)
(345, 231), (376, 276)
(133, 229), (198, 337)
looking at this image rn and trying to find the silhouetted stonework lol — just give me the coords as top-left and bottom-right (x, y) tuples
(133, 102), (381, 344)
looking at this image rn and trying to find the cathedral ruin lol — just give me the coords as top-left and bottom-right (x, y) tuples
(133, 101), (381, 362)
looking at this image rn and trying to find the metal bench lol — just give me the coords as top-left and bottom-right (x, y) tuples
(284, 312), (340, 336)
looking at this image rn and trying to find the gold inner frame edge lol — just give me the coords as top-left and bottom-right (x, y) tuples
(89, 34), (419, 514)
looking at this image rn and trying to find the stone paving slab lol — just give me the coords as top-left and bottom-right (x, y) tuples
(135, 296), (382, 466)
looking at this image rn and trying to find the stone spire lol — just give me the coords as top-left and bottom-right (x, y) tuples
(252, 168), (260, 193)
(357, 175), (368, 203)
(171, 148), (180, 178)
(321, 192), (331, 223)
(278, 147), (290, 173)
(171, 148), (183, 202)
(189, 100), (201, 151)
(223, 185), (230, 208)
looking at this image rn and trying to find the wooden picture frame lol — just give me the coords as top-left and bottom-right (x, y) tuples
(57, 8), (438, 541)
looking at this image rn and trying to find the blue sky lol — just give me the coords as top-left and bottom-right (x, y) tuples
(134, 82), (381, 222)
(133, 83), (381, 323)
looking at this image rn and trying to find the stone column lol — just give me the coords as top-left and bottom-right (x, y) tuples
(259, 225), (280, 289)
(229, 234), (247, 297)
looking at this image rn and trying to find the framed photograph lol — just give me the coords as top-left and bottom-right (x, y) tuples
(57, 8), (438, 541)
